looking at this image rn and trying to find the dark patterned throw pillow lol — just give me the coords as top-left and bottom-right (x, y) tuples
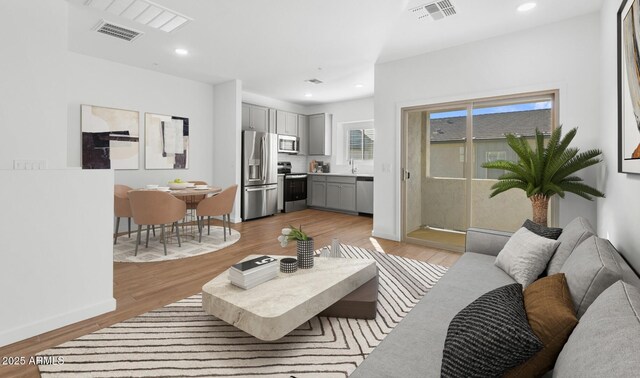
(441, 283), (543, 378)
(522, 219), (563, 240)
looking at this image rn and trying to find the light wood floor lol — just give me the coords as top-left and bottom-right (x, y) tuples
(407, 228), (466, 249)
(0, 209), (461, 378)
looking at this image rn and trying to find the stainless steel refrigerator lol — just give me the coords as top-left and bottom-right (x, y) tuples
(242, 131), (278, 220)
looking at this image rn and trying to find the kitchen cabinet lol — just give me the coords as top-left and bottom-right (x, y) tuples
(276, 110), (298, 136)
(242, 103), (271, 133)
(308, 113), (332, 155)
(277, 175), (284, 212)
(298, 114), (309, 155)
(325, 176), (356, 212)
(309, 175), (326, 207)
(309, 175), (357, 213)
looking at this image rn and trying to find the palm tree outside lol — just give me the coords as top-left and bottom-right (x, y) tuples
(481, 127), (604, 226)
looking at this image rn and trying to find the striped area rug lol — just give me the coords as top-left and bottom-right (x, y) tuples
(38, 245), (448, 377)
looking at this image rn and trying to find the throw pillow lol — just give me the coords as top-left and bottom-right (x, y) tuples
(441, 283), (543, 378)
(495, 227), (560, 288)
(560, 236), (623, 318)
(503, 273), (578, 377)
(554, 281), (640, 377)
(546, 217), (594, 275)
(522, 219), (563, 240)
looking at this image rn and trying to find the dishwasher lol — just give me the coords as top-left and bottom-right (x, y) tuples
(356, 176), (374, 215)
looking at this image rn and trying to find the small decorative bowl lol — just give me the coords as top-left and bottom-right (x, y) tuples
(280, 258), (298, 273)
(168, 182), (189, 190)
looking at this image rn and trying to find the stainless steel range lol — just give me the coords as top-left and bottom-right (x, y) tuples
(278, 161), (308, 213)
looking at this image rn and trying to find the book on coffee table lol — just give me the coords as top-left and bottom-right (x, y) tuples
(229, 255), (278, 289)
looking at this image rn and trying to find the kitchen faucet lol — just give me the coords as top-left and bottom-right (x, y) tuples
(349, 159), (358, 174)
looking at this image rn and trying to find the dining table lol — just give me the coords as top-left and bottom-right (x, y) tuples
(138, 186), (223, 240)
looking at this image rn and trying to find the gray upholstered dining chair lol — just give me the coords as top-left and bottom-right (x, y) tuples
(195, 185), (238, 242)
(128, 190), (187, 256)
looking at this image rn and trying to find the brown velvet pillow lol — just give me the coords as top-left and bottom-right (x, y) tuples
(504, 273), (578, 378)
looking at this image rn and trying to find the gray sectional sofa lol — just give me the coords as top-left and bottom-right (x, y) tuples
(351, 218), (640, 378)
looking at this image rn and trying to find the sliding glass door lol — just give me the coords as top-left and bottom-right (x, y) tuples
(402, 91), (557, 251)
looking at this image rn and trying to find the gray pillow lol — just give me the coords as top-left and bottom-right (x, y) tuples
(495, 228), (560, 288)
(554, 281), (640, 377)
(546, 217), (594, 275)
(559, 236), (622, 318)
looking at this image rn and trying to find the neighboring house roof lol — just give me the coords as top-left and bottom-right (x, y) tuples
(430, 109), (551, 142)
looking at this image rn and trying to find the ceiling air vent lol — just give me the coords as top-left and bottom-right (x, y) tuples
(305, 78), (324, 85)
(409, 0), (457, 21)
(93, 20), (143, 42)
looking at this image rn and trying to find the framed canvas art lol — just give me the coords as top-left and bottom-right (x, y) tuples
(619, 0), (640, 173)
(81, 105), (139, 170)
(145, 113), (189, 169)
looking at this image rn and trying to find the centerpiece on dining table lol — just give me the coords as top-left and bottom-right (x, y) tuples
(277, 225), (314, 269)
(168, 178), (190, 190)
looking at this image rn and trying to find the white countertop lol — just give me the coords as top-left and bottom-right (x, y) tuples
(307, 172), (374, 178)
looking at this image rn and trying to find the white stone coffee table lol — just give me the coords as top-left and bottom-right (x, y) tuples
(202, 254), (377, 341)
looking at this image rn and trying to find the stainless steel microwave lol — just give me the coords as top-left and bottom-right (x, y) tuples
(277, 135), (299, 154)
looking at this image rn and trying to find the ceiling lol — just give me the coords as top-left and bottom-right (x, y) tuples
(67, 0), (604, 105)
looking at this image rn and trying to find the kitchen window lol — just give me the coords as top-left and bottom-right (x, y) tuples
(348, 128), (375, 161)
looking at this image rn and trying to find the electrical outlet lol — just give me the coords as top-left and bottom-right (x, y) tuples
(13, 159), (47, 170)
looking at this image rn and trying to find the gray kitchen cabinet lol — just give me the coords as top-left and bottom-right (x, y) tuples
(326, 183), (341, 209)
(242, 103), (270, 132)
(298, 114), (309, 155)
(308, 113), (332, 155)
(311, 181), (326, 207)
(276, 110), (298, 136)
(325, 182), (356, 212)
(340, 183), (357, 212)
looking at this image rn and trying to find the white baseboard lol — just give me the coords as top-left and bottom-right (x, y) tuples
(0, 298), (116, 348)
(371, 230), (400, 242)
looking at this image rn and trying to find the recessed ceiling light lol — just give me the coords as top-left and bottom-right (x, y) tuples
(517, 2), (536, 12)
(354, 83), (364, 88)
(304, 93), (313, 98)
(174, 48), (189, 56)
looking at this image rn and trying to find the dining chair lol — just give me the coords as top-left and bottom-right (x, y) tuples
(128, 190), (187, 256)
(114, 184), (133, 245)
(196, 184), (238, 242)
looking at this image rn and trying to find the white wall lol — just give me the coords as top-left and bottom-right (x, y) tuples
(213, 80), (243, 222)
(306, 97), (374, 174)
(374, 13), (602, 241)
(0, 0), (116, 347)
(0, 170), (115, 347)
(67, 52), (216, 193)
(0, 0), (68, 169)
(598, 0), (640, 272)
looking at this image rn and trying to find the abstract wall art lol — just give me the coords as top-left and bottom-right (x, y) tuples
(145, 113), (189, 170)
(81, 105), (140, 170)
(619, 0), (640, 174)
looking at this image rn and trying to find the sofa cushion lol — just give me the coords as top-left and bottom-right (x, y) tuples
(504, 273), (577, 377)
(441, 283), (542, 378)
(350, 252), (515, 378)
(522, 219), (563, 240)
(554, 281), (640, 377)
(560, 236), (622, 318)
(495, 227), (560, 288)
(547, 217), (594, 275)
